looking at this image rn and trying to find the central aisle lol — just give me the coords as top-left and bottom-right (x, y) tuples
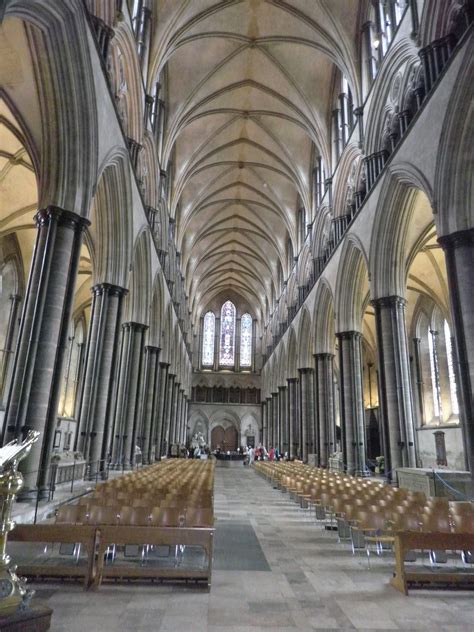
(39, 465), (474, 631)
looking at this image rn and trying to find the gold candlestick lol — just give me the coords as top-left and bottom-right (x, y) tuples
(0, 430), (40, 616)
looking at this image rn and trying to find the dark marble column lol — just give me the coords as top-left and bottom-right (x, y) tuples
(3, 207), (89, 498)
(155, 362), (169, 459)
(261, 400), (267, 448)
(264, 397), (271, 447)
(439, 229), (474, 478)
(336, 331), (366, 475)
(140, 345), (161, 464)
(171, 383), (181, 444)
(112, 322), (147, 468)
(299, 368), (315, 462)
(372, 296), (417, 478)
(163, 373), (176, 455)
(279, 385), (288, 454)
(0, 293), (21, 401)
(76, 283), (127, 476)
(287, 378), (298, 459)
(315, 353), (336, 467)
(271, 392), (278, 449)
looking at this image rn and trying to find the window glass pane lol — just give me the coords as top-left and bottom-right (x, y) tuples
(428, 328), (440, 418)
(444, 320), (459, 415)
(219, 301), (235, 366)
(202, 312), (215, 366)
(240, 313), (252, 367)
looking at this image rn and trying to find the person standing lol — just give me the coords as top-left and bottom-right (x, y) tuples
(248, 446), (255, 465)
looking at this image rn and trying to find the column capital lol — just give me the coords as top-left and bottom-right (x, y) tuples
(91, 282), (128, 297)
(34, 206), (90, 231)
(438, 227), (474, 250)
(122, 321), (149, 332)
(298, 367), (314, 374)
(336, 330), (362, 341)
(278, 385), (287, 392)
(159, 361), (170, 370)
(314, 352), (335, 360)
(144, 345), (161, 354)
(271, 391), (278, 397)
(370, 295), (406, 309)
(266, 396), (272, 402)
(287, 377), (298, 384)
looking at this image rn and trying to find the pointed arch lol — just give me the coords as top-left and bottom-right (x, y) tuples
(313, 279), (335, 354)
(336, 236), (370, 332)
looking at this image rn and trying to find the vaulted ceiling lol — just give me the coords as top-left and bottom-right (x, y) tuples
(149, 0), (363, 323)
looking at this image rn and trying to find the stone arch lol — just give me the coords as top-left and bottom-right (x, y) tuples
(332, 144), (364, 218)
(124, 228), (152, 325)
(276, 341), (287, 387)
(297, 306), (313, 368)
(108, 20), (143, 143)
(148, 272), (164, 348)
(89, 148), (133, 288)
(364, 39), (420, 156)
(2, 1), (98, 216)
(287, 327), (298, 379)
(139, 131), (159, 208)
(434, 38), (473, 236)
(336, 236), (370, 332)
(161, 301), (174, 365)
(313, 279), (335, 354)
(369, 165), (434, 299)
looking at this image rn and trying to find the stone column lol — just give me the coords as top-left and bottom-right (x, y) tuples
(271, 392), (278, 448)
(3, 207), (89, 498)
(287, 378), (298, 459)
(140, 345), (161, 464)
(76, 283), (127, 476)
(213, 318), (220, 371)
(235, 317), (241, 371)
(112, 322), (147, 468)
(163, 374), (176, 454)
(261, 400), (267, 448)
(439, 229), (474, 477)
(372, 296), (417, 478)
(279, 385), (288, 454)
(337, 331), (366, 475)
(0, 293), (21, 401)
(314, 353), (336, 468)
(173, 382), (182, 444)
(155, 362), (169, 459)
(299, 368), (315, 462)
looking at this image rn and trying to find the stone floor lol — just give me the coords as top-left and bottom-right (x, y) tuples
(27, 465), (474, 631)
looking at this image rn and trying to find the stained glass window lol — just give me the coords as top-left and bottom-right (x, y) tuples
(240, 313), (252, 367)
(444, 320), (459, 415)
(219, 301), (236, 366)
(202, 312), (215, 366)
(428, 328), (441, 418)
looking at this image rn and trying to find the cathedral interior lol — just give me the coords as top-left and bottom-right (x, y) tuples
(0, 0), (473, 630)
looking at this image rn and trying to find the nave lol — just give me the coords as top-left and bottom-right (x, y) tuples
(30, 466), (474, 632)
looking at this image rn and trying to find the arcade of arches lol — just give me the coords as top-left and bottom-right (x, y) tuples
(0, 0), (473, 627)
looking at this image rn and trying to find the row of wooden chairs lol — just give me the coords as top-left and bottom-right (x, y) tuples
(254, 461), (474, 564)
(56, 460), (215, 527)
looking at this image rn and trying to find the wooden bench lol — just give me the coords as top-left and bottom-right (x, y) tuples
(9, 524), (97, 589)
(95, 525), (214, 589)
(390, 531), (474, 595)
(9, 523), (214, 591)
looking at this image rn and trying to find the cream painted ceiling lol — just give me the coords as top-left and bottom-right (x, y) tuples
(149, 0), (362, 322)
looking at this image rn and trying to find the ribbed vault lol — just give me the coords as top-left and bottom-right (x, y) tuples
(149, 0), (363, 323)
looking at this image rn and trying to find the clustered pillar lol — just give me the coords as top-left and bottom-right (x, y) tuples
(336, 331), (366, 475)
(4, 207), (89, 498)
(76, 283), (127, 476)
(372, 296), (416, 478)
(314, 353), (336, 468)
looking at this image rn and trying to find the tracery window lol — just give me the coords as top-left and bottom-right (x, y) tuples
(219, 301), (236, 366)
(202, 311), (215, 366)
(240, 313), (253, 367)
(444, 320), (459, 415)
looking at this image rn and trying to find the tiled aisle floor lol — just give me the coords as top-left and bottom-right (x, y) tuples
(30, 466), (474, 631)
